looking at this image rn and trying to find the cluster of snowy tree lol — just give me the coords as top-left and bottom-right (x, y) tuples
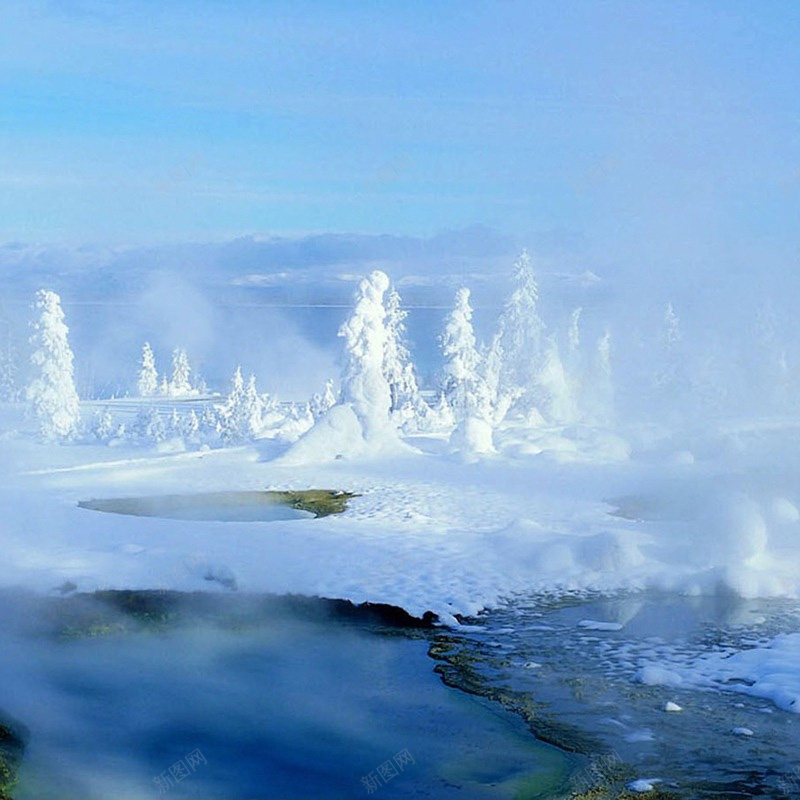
(20, 289), (340, 445)
(17, 257), (617, 449)
(327, 250), (617, 455)
(87, 370), (338, 448)
(136, 343), (206, 397)
(446, 248), (616, 443)
(21, 250), (765, 452)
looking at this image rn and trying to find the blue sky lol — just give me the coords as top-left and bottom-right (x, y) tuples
(2, 0), (800, 285)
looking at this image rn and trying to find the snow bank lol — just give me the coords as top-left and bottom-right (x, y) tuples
(277, 403), (413, 465)
(5, 412), (800, 661)
(635, 632), (800, 713)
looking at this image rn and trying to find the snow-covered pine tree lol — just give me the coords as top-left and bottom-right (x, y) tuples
(218, 366), (246, 442)
(495, 249), (546, 416)
(134, 405), (165, 444)
(166, 408), (182, 438)
(137, 342), (159, 397)
(26, 290), (81, 440)
(322, 378), (336, 410)
(481, 333), (520, 426)
(180, 409), (200, 442)
(275, 399), (315, 441)
(383, 286), (425, 426)
(440, 288), (485, 415)
(309, 378), (337, 420)
(159, 375), (169, 395)
(260, 390), (282, 429)
(428, 390), (456, 429)
(440, 287), (494, 453)
(339, 270), (393, 440)
(309, 390), (323, 419)
(169, 347), (192, 396)
(91, 407), (115, 442)
(243, 374), (263, 437)
(199, 403), (220, 440)
(192, 373), (208, 395)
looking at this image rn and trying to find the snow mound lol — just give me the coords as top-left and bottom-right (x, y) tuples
(495, 423), (630, 463)
(449, 417), (494, 459)
(277, 404), (412, 465)
(700, 492), (768, 566)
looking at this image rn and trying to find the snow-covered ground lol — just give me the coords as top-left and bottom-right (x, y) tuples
(4, 398), (800, 718)
(635, 624), (800, 713)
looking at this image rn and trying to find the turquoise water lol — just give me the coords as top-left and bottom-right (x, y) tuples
(3, 594), (570, 800)
(78, 493), (314, 523)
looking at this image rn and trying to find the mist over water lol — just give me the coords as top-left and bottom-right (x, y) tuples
(1, 592), (568, 800)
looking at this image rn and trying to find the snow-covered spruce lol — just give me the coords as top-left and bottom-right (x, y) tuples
(166, 408), (182, 439)
(26, 290), (81, 440)
(91, 407), (115, 443)
(242, 374), (263, 437)
(199, 403), (221, 440)
(280, 271), (411, 463)
(309, 379), (337, 420)
(133, 405), (165, 444)
(180, 408), (200, 442)
(383, 285), (427, 429)
(494, 248), (546, 421)
(339, 270), (395, 441)
(217, 366), (248, 442)
(440, 287), (494, 454)
(137, 342), (159, 397)
(168, 347), (194, 396)
(216, 368), (287, 442)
